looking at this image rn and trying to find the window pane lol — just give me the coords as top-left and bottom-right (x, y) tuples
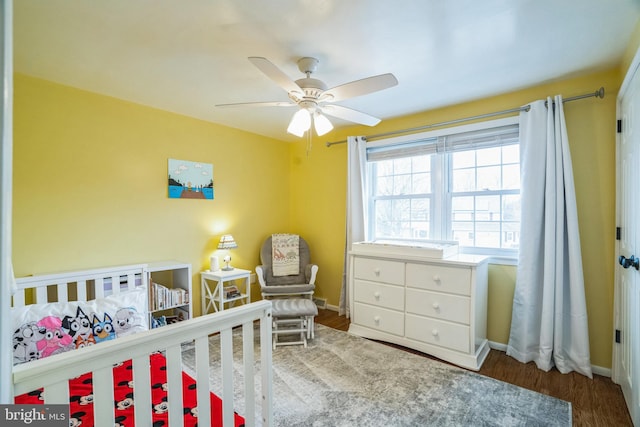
(476, 230), (501, 247)
(477, 147), (501, 166)
(453, 151), (475, 168)
(502, 221), (520, 249)
(452, 222), (474, 246)
(502, 194), (521, 221)
(502, 144), (519, 164)
(477, 166), (500, 190)
(393, 174), (411, 195)
(394, 157), (412, 173)
(475, 195), (500, 221)
(376, 176), (393, 196)
(412, 156), (430, 173)
(411, 198), (429, 221)
(502, 164), (519, 189)
(452, 168), (475, 192)
(452, 196), (474, 221)
(376, 160), (393, 177)
(412, 172), (430, 194)
(394, 199), (411, 220)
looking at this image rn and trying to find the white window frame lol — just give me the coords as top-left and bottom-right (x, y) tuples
(365, 116), (520, 261)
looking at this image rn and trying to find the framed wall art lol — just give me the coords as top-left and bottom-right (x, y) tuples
(168, 158), (214, 200)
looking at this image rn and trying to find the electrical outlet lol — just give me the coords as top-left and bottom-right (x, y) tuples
(250, 273), (256, 284)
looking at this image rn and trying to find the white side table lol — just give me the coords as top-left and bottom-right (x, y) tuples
(201, 268), (251, 314)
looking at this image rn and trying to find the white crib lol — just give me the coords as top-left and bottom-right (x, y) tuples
(10, 263), (273, 427)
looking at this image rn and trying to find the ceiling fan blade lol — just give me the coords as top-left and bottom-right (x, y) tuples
(248, 57), (303, 98)
(322, 73), (398, 102)
(321, 104), (381, 127)
(215, 101), (296, 108)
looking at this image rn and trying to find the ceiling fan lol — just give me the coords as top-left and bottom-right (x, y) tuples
(216, 56), (398, 137)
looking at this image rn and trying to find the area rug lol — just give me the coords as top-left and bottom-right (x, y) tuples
(183, 325), (571, 427)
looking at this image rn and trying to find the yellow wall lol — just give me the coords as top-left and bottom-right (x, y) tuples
(12, 74), (291, 313)
(292, 68), (619, 369)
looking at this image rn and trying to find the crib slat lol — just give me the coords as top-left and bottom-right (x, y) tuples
(132, 355), (152, 427)
(56, 281), (68, 303)
(195, 336), (211, 427)
(221, 328), (234, 427)
(77, 280), (87, 301)
(92, 366), (114, 427)
(166, 345), (185, 427)
(125, 273), (135, 291)
(261, 312), (274, 427)
(110, 275), (120, 294)
(95, 278), (105, 298)
(42, 379), (69, 404)
(12, 290), (25, 307)
(35, 286), (47, 303)
(243, 321), (255, 427)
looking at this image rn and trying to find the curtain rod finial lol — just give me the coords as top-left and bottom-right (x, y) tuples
(596, 87), (605, 99)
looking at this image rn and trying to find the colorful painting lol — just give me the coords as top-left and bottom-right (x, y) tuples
(168, 159), (214, 200)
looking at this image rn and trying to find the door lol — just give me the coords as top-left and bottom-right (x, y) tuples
(614, 51), (640, 426)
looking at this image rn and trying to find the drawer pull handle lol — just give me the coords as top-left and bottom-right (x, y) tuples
(374, 268), (381, 276)
(374, 291), (381, 299)
(374, 316), (381, 323)
(432, 302), (440, 310)
(431, 329), (439, 336)
(433, 275), (441, 282)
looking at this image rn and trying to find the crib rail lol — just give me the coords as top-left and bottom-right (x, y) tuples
(12, 264), (147, 306)
(13, 300), (273, 427)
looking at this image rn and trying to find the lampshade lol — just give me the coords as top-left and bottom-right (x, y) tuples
(287, 109), (311, 137)
(217, 234), (238, 249)
(314, 111), (334, 136)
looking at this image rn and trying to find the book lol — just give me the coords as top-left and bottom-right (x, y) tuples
(175, 306), (189, 322)
(224, 285), (241, 299)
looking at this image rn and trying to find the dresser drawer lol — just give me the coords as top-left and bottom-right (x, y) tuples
(353, 302), (404, 336)
(354, 257), (404, 285)
(405, 288), (470, 324)
(405, 314), (470, 353)
(406, 263), (471, 296)
(354, 279), (404, 311)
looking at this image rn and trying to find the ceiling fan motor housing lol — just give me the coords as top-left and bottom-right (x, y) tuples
(295, 77), (327, 99)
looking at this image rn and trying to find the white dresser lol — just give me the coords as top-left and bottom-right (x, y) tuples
(348, 244), (489, 370)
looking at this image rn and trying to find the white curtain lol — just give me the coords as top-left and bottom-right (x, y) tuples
(506, 96), (592, 378)
(339, 136), (367, 317)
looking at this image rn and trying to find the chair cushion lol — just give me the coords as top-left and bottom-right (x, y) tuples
(271, 298), (318, 317)
(260, 236), (311, 285)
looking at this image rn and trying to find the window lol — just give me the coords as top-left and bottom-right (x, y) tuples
(366, 117), (520, 256)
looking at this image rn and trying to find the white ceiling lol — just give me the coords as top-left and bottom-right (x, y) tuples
(13, 0), (640, 142)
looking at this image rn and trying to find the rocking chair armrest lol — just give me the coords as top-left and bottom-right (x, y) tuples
(255, 265), (267, 287)
(305, 264), (319, 285)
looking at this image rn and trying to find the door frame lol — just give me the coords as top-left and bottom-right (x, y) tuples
(613, 42), (640, 423)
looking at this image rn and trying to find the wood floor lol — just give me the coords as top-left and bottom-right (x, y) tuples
(314, 309), (632, 427)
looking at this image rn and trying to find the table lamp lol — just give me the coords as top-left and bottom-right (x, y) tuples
(218, 234), (238, 271)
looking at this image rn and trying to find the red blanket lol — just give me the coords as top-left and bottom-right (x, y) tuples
(15, 352), (245, 427)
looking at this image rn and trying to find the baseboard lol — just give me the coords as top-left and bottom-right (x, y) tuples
(488, 341), (611, 377)
(488, 340), (508, 352)
(325, 303), (339, 312)
(592, 365), (611, 378)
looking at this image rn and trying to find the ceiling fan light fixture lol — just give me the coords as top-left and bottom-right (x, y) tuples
(314, 111), (333, 136)
(287, 108), (311, 137)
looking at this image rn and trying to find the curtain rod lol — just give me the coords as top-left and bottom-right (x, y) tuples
(325, 87), (605, 147)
